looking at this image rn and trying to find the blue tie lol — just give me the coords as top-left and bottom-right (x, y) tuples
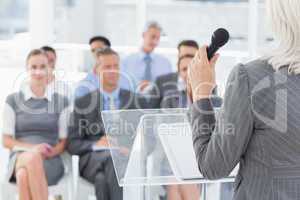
(109, 95), (116, 110)
(143, 54), (152, 81)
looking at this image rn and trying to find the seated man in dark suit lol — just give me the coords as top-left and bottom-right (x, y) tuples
(151, 54), (201, 200)
(153, 54), (221, 109)
(67, 47), (148, 200)
(151, 53), (221, 200)
(152, 39), (220, 109)
(154, 54), (193, 109)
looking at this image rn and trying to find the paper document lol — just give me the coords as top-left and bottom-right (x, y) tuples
(93, 146), (120, 152)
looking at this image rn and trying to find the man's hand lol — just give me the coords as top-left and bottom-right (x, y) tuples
(95, 136), (109, 147)
(138, 80), (151, 92)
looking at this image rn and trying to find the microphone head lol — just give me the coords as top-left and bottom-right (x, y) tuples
(211, 28), (230, 48)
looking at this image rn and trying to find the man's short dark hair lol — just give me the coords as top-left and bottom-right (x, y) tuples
(41, 46), (56, 57)
(177, 40), (199, 50)
(89, 36), (111, 47)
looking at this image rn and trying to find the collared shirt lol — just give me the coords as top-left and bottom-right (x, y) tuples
(177, 76), (191, 108)
(101, 87), (121, 110)
(2, 84), (70, 139)
(177, 76), (186, 92)
(120, 50), (173, 92)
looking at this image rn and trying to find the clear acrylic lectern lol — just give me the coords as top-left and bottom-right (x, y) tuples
(101, 108), (237, 200)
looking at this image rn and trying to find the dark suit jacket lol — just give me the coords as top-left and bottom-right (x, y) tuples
(152, 72), (222, 109)
(67, 89), (149, 172)
(152, 72), (181, 108)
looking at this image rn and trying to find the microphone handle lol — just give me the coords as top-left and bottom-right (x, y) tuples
(206, 44), (219, 60)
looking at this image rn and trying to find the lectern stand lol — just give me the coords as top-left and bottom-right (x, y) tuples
(101, 109), (237, 200)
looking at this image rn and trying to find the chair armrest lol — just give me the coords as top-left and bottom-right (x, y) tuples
(72, 155), (80, 173)
(71, 155), (80, 190)
(0, 148), (10, 181)
(61, 152), (72, 174)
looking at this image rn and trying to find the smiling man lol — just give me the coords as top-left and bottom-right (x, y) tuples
(67, 47), (151, 200)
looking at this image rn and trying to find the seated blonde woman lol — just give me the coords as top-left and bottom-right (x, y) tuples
(2, 49), (69, 200)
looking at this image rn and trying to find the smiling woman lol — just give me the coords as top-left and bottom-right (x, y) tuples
(2, 49), (69, 200)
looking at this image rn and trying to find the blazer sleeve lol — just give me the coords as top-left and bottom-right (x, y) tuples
(67, 98), (95, 156)
(190, 64), (254, 180)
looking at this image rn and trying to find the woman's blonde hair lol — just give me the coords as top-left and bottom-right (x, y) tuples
(266, 0), (300, 74)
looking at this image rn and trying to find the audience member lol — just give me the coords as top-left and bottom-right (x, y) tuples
(151, 38), (221, 199)
(2, 49), (69, 200)
(75, 36), (111, 98)
(120, 21), (172, 93)
(67, 47), (149, 200)
(177, 40), (199, 57)
(154, 54), (201, 200)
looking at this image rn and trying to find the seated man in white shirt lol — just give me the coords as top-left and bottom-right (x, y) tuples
(74, 36), (111, 98)
(120, 21), (173, 93)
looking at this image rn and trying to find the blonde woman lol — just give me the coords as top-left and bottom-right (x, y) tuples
(188, 0), (300, 199)
(2, 49), (69, 200)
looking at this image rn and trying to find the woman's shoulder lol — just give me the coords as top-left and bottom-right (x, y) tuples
(231, 59), (274, 81)
(5, 92), (24, 107)
(243, 58), (272, 70)
(239, 59), (274, 75)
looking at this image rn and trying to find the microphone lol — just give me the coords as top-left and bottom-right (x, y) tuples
(207, 28), (230, 60)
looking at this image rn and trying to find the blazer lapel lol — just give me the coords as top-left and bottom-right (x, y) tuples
(172, 74), (180, 107)
(171, 90), (181, 108)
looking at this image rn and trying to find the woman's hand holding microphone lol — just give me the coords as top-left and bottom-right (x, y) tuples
(187, 46), (219, 102)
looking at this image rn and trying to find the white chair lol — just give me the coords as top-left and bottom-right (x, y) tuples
(77, 177), (96, 200)
(1, 152), (73, 200)
(72, 155), (96, 200)
(0, 147), (9, 200)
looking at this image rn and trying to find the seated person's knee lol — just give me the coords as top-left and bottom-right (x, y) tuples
(16, 168), (28, 183)
(18, 151), (43, 169)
